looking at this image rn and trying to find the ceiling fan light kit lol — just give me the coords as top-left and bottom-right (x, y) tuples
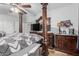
(9, 3), (31, 14)
(10, 7), (21, 13)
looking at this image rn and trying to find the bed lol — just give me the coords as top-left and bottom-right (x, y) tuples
(0, 33), (43, 56)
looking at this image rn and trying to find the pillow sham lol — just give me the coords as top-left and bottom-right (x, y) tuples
(4, 37), (16, 43)
(0, 44), (9, 53)
(19, 40), (28, 49)
(8, 41), (21, 53)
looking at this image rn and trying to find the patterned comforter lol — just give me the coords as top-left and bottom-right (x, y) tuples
(0, 33), (43, 56)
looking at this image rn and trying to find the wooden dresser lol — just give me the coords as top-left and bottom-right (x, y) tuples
(55, 34), (79, 55)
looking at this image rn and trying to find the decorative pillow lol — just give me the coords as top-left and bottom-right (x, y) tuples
(12, 36), (22, 41)
(2, 31), (6, 37)
(0, 44), (9, 53)
(25, 39), (33, 45)
(22, 33), (30, 36)
(1, 47), (12, 56)
(16, 33), (23, 37)
(4, 37), (16, 43)
(9, 44), (21, 53)
(0, 31), (6, 37)
(0, 39), (6, 46)
(30, 34), (43, 42)
(30, 36), (36, 43)
(20, 35), (29, 40)
(8, 41), (21, 53)
(8, 41), (18, 49)
(7, 32), (18, 37)
(19, 40), (28, 49)
(0, 33), (2, 37)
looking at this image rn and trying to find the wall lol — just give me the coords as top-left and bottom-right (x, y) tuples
(48, 4), (78, 34)
(22, 13), (36, 33)
(0, 5), (36, 34)
(13, 14), (19, 33)
(0, 14), (18, 34)
(35, 4), (78, 35)
(12, 12), (36, 33)
(0, 4), (78, 34)
(0, 13), (36, 34)
(13, 14), (35, 33)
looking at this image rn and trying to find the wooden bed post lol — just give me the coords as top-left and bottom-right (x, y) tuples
(19, 13), (23, 33)
(41, 3), (49, 56)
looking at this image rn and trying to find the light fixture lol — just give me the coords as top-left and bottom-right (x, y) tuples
(10, 7), (21, 13)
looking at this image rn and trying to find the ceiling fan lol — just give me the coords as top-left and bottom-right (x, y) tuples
(10, 3), (31, 14)
(0, 3), (34, 15)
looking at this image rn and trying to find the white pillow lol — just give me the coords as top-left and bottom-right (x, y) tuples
(0, 37), (8, 45)
(8, 41), (21, 53)
(25, 37), (33, 45)
(12, 36), (22, 41)
(9, 44), (21, 53)
(4, 37), (16, 43)
(7, 32), (18, 37)
(26, 41), (33, 45)
(8, 41), (18, 48)
(0, 39), (6, 46)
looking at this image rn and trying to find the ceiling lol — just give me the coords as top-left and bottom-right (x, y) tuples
(0, 3), (73, 16)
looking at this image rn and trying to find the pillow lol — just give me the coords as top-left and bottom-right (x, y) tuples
(16, 33), (23, 37)
(8, 41), (21, 53)
(0, 33), (2, 37)
(20, 35), (29, 40)
(0, 44), (9, 53)
(0, 31), (6, 37)
(9, 44), (21, 53)
(6, 32), (19, 37)
(8, 41), (18, 48)
(12, 36), (22, 41)
(2, 47), (12, 56)
(30, 36), (36, 43)
(19, 40), (28, 49)
(30, 34), (43, 42)
(0, 39), (6, 46)
(4, 37), (16, 43)
(22, 33), (30, 36)
(2, 31), (6, 37)
(25, 38), (33, 46)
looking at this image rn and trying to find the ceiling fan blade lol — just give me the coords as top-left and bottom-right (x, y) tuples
(16, 3), (31, 8)
(21, 5), (31, 8)
(0, 3), (33, 15)
(10, 4), (27, 14)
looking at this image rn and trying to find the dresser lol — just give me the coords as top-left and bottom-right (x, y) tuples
(55, 34), (79, 55)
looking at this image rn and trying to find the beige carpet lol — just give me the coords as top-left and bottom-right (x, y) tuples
(48, 49), (71, 56)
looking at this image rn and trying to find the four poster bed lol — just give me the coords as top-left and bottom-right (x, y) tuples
(0, 3), (49, 56)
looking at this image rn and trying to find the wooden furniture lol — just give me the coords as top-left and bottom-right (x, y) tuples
(19, 13), (23, 33)
(36, 16), (51, 31)
(55, 34), (79, 55)
(41, 3), (49, 55)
